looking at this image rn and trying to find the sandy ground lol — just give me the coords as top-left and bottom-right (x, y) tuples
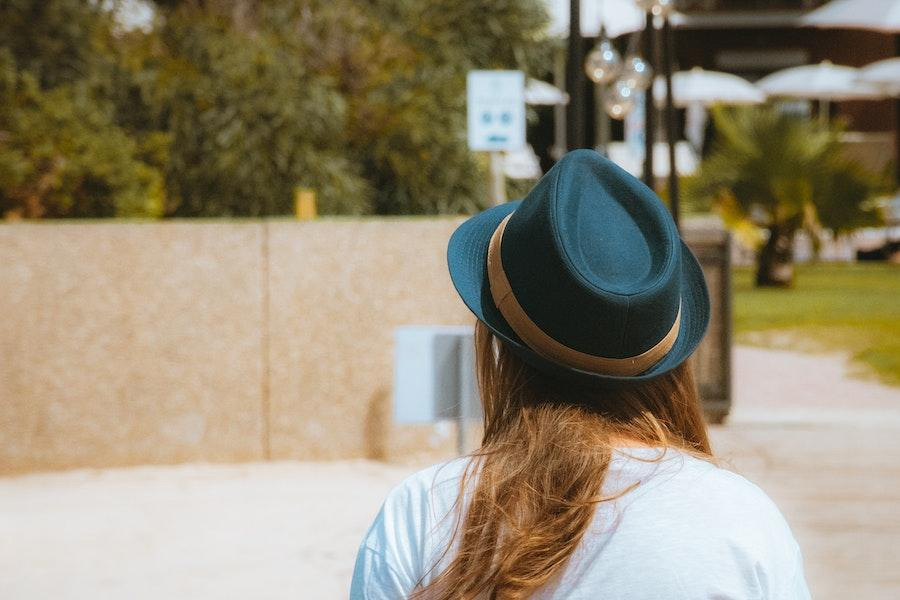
(2, 346), (899, 599)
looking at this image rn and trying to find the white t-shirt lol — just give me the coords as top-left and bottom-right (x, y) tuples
(350, 446), (810, 599)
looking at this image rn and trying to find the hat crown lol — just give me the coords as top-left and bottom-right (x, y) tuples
(499, 150), (682, 360)
(553, 155), (678, 295)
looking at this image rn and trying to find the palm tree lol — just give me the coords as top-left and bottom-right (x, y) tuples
(686, 106), (884, 287)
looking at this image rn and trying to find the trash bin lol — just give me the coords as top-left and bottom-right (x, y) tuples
(683, 218), (732, 424)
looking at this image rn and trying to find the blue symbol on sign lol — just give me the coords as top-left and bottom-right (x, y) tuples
(500, 112), (512, 124)
(482, 112), (492, 124)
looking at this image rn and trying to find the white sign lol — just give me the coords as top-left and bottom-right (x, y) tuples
(467, 70), (526, 152)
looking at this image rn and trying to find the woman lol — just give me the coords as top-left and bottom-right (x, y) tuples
(351, 150), (809, 599)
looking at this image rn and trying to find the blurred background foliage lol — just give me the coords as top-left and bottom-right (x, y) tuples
(0, 1), (165, 218)
(0, 0), (552, 218)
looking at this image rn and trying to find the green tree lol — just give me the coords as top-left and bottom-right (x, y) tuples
(685, 106), (884, 287)
(0, 0), (113, 89)
(2, 0), (552, 218)
(149, 0), (551, 216)
(149, 7), (371, 216)
(0, 50), (164, 219)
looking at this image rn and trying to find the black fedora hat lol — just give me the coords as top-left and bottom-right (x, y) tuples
(447, 149), (709, 383)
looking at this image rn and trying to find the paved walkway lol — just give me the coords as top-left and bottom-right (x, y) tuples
(1, 346), (898, 599)
(712, 346), (900, 599)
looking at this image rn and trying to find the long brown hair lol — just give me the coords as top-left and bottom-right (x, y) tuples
(413, 321), (714, 600)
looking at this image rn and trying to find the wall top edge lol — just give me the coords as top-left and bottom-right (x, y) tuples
(0, 215), (471, 226)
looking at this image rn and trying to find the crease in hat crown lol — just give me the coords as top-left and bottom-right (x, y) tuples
(485, 149), (684, 376)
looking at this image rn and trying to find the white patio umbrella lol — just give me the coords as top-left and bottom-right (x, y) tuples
(757, 61), (886, 101)
(860, 57), (900, 95)
(650, 68), (764, 153)
(758, 61), (888, 125)
(651, 67), (765, 107)
(858, 57), (900, 190)
(607, 141), (699, 178)
(524, 79), (569, 105)
(546, 0), (645, 39)
(802, 0), (900, 33)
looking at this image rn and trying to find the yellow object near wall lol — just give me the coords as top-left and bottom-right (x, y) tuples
(294, 188), (317, 220)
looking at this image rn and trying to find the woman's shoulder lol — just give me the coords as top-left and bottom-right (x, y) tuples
(354, 458), (473, 590)
(380, 447), (796, 546)
(618, 447), (781, 505)
(611, 447), (800, 552)
(386, 457), (471, 497)
(613, 446), (775, 498)
(376, 457), (472, 526)
(675, 451), (790, 523)
(387, 449), (783, 517)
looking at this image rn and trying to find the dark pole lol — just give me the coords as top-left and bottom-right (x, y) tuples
(662, 17), (679, 230)
(894, 96), (900, 187)
(642, 13), (655, 190)
(895, 35), (900, 189)
(566, 0), (586, 150)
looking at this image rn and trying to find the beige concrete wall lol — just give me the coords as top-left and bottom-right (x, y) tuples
(0, 223), (268, 473)
(0, 218), (728, 474)
(0, 220), (469, 474)
(266, 220), (470, 463)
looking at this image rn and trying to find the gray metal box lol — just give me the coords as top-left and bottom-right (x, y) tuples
(394, 326), (478, 424)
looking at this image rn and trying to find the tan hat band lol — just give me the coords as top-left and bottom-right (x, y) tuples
(486, 214), (681, 377)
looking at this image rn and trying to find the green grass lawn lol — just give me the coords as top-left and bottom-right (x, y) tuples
(732, 262), (900, 386)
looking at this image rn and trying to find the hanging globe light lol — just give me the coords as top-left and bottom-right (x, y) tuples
(621, 55), (653, 91)
(604, 80), (636, 119)
(584, 39), (623, 84)
(635, 0), (676, 17)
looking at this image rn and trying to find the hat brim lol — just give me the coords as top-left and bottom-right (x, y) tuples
(447, 200), (710, 384)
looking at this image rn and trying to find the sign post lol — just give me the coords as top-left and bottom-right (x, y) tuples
(467, 70), (526, 206)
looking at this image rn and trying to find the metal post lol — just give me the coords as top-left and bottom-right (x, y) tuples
(566, 0), (586, 150)
(552, 46), (568, 160)
(819, 99), (830, 128)
(456, 401), (466, 457)
(452, 333), (466, 456)
(662, 17), (679, 230)
(456, 333), (478, 456)
(896, 34), (900, 189)
(489, 151), (507, 205)
(721, 230), (733, 422)
(595, 82), (611, 153)
(642, 13), (655, 190)
(895, 97), (900, 188)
